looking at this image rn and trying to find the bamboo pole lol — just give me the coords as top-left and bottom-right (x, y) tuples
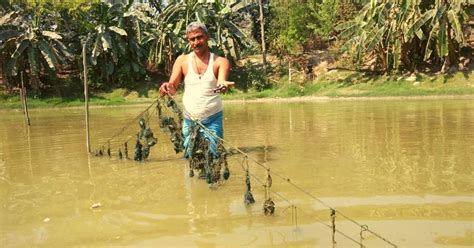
(20, 72), (30, 126)
(83, 43), (91, 153)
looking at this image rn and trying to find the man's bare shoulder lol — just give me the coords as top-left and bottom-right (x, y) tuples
(176, 54), (187, 64)
(214, 55), (230, 66)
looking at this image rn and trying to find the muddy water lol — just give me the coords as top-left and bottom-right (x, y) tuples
(0, 99), (473, 247)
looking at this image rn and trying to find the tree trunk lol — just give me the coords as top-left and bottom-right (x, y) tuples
(258, 0), (267, 76)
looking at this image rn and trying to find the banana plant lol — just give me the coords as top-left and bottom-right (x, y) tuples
(410, 0), (468, 67)
(145, 1), (188, 74)
(337, 0), (471, 73)
(0, 6), (72, 89)
(74, 2), (128, 86)
(115, 3), (154, 83)
(337, 0), (423, 72)
(198, 0), (250, 63)
(146, 0), (250, 74)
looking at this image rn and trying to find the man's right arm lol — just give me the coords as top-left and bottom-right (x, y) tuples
(160, 55), (185, 96)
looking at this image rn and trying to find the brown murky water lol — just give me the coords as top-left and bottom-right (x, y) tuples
(1, 99), (473, 247)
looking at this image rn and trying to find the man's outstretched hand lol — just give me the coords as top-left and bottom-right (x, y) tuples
(213, 81), (235, 94)
(159, 82), (176, 96)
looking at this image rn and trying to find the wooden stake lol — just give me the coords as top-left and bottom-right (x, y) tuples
(331, 209), (336, 245)
(83, 43), (91, 153)
(20, 72), (30, 126)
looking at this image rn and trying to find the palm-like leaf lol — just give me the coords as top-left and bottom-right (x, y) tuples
(338, 0), (471, 72)
(37, 39), (59, 69)
(1, 6), (72, 89)
(108, 26), (127, 36)
(146, 0), (250, 69)
(446, 9), (464, 44)
(77, 2), (130, 84)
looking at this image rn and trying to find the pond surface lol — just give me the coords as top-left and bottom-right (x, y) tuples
(1, 98), (473, 247)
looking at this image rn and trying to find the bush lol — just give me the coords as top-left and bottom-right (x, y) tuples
(231, 61), (273, 92)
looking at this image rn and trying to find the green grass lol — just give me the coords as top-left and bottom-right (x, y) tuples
(0, 89), (156, 109)
(221, 70), (474, 100)
(310, 69), (474, 97)
(1, 70), (473, 109)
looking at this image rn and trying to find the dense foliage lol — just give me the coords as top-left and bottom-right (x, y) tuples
(0, 0), (249, 95)
(0, 0), (472, 97)
(266, 0), (359, 55)
(337, 0), (473, 73)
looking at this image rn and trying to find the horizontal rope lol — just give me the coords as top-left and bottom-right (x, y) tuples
(164, 94), (397, 247)
(97, 100), (158, 150)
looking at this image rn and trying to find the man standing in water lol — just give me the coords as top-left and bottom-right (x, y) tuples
(159, 22), (234, 158)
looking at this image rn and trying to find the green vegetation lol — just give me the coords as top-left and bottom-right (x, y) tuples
(1, 0), (473, 108)
(337, 0), (471, 73)
(0, 0), (249, 95)
(1, 69), (472, 109)
(224, 69), (474, 99)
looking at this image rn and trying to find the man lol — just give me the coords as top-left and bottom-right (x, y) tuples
(159, 22), (234, 158)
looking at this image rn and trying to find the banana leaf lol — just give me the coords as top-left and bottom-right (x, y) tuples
(108, 26), (127, 36)
(37, 39), (58, 69)
(437, 16), (447, 58)
(446, 9), (464, 44)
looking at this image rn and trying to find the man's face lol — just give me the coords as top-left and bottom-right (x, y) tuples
(186, 29), (208, 53)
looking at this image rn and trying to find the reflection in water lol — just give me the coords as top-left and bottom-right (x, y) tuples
(0, 99), (473, 247)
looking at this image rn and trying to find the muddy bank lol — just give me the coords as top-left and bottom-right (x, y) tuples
(223, 94), (474, 104)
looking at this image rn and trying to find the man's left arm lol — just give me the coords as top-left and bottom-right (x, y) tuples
(217, 57), (230, 82)
(216, 57), (234, 92)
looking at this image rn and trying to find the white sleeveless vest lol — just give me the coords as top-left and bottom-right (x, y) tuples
(183, 52), (222, 120)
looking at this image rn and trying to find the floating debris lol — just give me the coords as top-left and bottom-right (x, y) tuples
(43, 217), (50, 223)
(90, 203), (101, 209)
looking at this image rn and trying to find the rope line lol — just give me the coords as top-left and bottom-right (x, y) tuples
(122, 106), (158, 145)
(240, 157), (364, 247)
(165, 94), (397, 247)
(296, 207), (365, 247)
(92, 95), (396, 246)
(239, 156), (294, 207)
(97, 100), (158, 150)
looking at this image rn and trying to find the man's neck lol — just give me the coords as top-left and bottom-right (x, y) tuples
(194, 49), (210, 60)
